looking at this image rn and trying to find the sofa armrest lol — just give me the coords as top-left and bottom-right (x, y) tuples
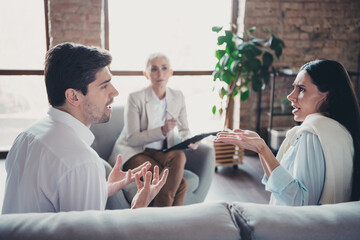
(184, 143), (215, 202)
(230, 201), (360, 240)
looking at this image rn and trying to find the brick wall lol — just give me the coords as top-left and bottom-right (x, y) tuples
(48, 0), (103, 48)
(46, 0), (359, 138)
(242, 0), (360, 71)
(238, 0), (360, 135)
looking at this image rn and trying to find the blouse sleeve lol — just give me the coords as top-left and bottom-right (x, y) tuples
(263, 131), (325, 206)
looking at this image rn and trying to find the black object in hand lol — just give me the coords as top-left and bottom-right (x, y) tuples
(163, 131), (219, 152)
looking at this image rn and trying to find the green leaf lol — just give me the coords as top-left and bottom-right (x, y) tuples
(233, 89), (239, 97)
(219, 87), (227, 98)
(243, 60), (252, 72)
(212, 105), (217, 114)
(227, 41), (237, 53)
(230, 50), (240, 59)
(212, 70), (220, 81)
(262, 51), (273, 68)
(240, 88), (250, 101)
(251, 37), (266, 43)
(260, 68), (270, 85)
(275, 47), (283, 59)
(230, 60), (240, 74)
(278, 38), (285, 48)
(248, 26), (256, 33)
(270, 35), (285, 51)
(251, 74), (262, 92)
(224, 31), (235, 46)
(216, 50), (226, 60)
(212, 26), (223, 33)
(237, 42), (249, 51)
(234, 35), (245, 41)
(244, 45), (262, 59)
(269, 35), (278, 49)
(217, 35), (227, 45)
(220, 55), (230, 68)
(244, 58), (261, 72)
(221, 71), (233, 84)
(264, 26), (272, 34)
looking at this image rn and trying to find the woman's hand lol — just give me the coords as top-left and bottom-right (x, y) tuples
(188, 141), (200, 150)
(215, 129), (266, 154)
(161, 118), (177, 135)
(107, 155), (151, 197)
(131, 166), (169, 209)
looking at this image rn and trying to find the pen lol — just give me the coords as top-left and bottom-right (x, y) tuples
(166, 110), (183, 128)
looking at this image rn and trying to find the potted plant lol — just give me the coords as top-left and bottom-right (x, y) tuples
(212, 26), (285, 128)
(211, 26), (285, 169)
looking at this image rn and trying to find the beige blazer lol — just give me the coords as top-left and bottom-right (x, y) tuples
(109, 86), (191, 167)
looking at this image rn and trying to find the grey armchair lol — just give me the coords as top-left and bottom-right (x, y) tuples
(90, 106), (215, 209)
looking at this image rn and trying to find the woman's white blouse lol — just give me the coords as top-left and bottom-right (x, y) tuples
(262, 131), (325, 206)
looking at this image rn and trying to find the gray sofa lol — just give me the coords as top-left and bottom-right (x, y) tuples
(2, 106), (359, 239)
(1, 200), (359, 240)
(90, 106), (215, 208)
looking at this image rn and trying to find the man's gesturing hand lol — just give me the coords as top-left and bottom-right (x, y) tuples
(131, 166), (169, 209)
(107, 154), (151, 197)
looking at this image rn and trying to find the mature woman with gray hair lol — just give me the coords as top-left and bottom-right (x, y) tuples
(110, 53), (198, 207)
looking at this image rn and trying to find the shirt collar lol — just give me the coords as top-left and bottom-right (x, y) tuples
(151, 88), (166, 104)
(48, 107), (95, 146)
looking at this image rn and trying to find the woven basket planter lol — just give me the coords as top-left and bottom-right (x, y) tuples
(213, 141), (244, 171)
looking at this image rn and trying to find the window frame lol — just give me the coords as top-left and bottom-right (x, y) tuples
(104, 0), (238, 76)
(0, 0), (238, 158)
(0, 0), (49, 158)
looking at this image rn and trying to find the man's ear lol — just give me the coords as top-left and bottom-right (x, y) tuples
(64, 88), (81, 107)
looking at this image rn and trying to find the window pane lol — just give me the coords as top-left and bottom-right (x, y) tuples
(0, 75), (223, 151)
(108, 0), (232, 70)
(112, 76), (223, 135)
(0, 1), (46, 69)
(0, 76), (48, 151)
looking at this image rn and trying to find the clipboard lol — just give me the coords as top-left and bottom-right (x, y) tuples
(162, 131), (219, 152)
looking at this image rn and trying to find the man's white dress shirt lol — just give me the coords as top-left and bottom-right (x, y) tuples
(2, 107), (107, 214)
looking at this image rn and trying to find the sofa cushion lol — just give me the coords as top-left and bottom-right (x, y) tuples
(0, 202), (240, 240)
(230, 201), (360, 240)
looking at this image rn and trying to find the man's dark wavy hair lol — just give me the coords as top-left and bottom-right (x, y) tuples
(44, 42), (112, 106)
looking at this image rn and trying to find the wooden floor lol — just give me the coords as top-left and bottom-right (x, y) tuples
(0, 155), (270, 213)
(205, 155), (270, 204)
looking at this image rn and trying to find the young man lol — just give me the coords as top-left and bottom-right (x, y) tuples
(2, 42), (168, 214)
